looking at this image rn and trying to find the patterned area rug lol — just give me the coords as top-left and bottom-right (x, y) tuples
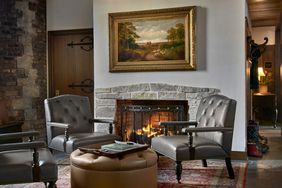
(0, 157), (247, 188)
(157, 157), (247, 188)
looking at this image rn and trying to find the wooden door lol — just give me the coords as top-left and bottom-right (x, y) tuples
(48, 29), (94, 107)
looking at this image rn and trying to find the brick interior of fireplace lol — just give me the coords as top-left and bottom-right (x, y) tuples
(114, 99), (188, 144)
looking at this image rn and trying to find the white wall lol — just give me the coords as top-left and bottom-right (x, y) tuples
(47, 0), (247, 152)
(252, 26), (276, 45)
(93, 0), (246, 152)
(47, 0), (93, 30)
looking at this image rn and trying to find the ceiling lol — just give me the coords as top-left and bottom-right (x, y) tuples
(247, 0), (281, 28)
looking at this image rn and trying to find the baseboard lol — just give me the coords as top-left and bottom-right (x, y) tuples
(231, 151), (247, 160)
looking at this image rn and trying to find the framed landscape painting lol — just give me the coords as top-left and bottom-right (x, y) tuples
(109, 6), (196, 72)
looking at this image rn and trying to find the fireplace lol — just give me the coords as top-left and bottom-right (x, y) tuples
(114, 99), (188, 144)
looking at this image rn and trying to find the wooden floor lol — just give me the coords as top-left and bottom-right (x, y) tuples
(246, 126), (282, 188)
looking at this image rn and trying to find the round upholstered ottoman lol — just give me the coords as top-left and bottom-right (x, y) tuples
(70, 148), (158, 188)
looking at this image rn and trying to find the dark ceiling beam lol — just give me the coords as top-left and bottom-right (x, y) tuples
(247, 0), (281, 28)
(247, 0), (281, 4)
(250, 12), (280, 19)
(251, 20), (279, 27)
(248, 4), (280, 11)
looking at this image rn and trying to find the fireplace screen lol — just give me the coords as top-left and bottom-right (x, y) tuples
(115, 100), (188, 145)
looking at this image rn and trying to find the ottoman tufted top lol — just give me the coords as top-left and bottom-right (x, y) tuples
(70, 148), (157, 171)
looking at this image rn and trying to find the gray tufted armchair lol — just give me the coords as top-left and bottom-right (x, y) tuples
(151, 94), (237, 183)
(0, 131), (57, 187)
(44, 94), (121, 154)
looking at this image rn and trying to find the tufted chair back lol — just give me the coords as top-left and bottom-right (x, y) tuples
(44, 94), (93, 142)
(195, 95), (236, 153)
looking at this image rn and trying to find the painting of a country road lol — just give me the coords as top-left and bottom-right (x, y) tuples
(109, 6), (196, 72)
(118, 18), (185, 62)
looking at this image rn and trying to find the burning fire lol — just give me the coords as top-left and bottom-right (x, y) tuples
(136, 124), (158, 137)
(135, 129), (143, 135)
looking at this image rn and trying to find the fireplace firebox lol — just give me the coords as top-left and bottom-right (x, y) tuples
(114, 99), (188, 145)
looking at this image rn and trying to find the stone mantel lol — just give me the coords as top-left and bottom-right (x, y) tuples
(94, 83), (220, 133)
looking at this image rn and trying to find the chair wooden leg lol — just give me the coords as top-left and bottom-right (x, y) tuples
(202, 159), (207, 167)
(47, 181), (57, 188)
(175, 161), (182, 183)
(155, 152), (163, 161)
(225, 157), (235, 179)
(157, 153), (160, 161)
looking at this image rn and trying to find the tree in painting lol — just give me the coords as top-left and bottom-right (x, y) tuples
(167, 23), (185, 44)
(160, 23), (185, 60)
(118, 22), (140, 61)
(118, 19), (185, 62)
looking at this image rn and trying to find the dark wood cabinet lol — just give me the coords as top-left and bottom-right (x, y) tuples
(253, 93), (277, 127)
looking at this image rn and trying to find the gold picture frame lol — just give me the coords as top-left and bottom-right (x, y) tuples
(109, 6), (197, 72)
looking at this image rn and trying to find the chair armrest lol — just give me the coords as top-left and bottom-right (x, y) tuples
(159, 121), (198, 127)
(184, 127), (233, 133)
(0, 141), (46, 152)
(160, 121), (198, 136)
(0, 140), (46, 181)
(89, 118), (114, 134)
(0, 131), (39, 141)
(47, 122), (70, 129)
(184, 127), (233, 148)
(90, 118), (114, 124)
(47, 122), (70, 141)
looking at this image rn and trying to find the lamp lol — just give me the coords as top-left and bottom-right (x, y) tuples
(258, 67), (265, 82)
(258, 67), (268, 93)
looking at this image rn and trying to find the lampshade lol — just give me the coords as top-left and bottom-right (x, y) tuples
(258, 67), (265, 80)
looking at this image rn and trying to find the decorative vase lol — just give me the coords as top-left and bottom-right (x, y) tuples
(259, 84), (268, 94)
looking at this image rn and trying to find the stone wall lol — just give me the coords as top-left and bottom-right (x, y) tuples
(0, 0), (46, 139)
(95, 83), (220, 132)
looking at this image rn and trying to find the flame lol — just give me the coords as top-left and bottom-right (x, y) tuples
(142, 124), (152, 132)
(136, 129), (143, 135)
(134, 124), (160, 140)
(142, 124), (157, 137)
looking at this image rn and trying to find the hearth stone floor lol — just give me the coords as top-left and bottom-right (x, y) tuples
(52, 125), (282, 188)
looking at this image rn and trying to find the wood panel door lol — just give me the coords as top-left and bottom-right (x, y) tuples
(48, 29), (94, 107)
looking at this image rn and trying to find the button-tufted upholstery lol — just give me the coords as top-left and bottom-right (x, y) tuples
(44, 94), (121, 154)
(151, 94), (237, 183)
(195, 95), (236, 153)
(70, 148), (158, 188)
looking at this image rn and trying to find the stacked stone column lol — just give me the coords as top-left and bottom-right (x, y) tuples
(0, 0), (46, 139)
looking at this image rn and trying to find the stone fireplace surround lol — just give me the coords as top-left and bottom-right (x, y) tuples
(94, 83), (220, 133)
